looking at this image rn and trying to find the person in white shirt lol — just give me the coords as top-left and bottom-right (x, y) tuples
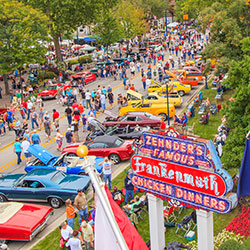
(85, 90), (92, 109)
(27, 100), (33, 120)
(65, 230), (82, 250)
(146, 77), (151, 89)
(99, 157), (114, 189)
(60, 221), (73, 242)
(21, 137), (31, 162)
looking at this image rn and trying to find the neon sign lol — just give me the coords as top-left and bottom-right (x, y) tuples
(131, 129), (237, 214)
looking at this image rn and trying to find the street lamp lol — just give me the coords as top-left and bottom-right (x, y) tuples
(166, 82), (170, 127)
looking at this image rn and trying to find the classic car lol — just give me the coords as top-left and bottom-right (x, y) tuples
(127, 90), (182, 106)
(71, 72), (96, 85)
(25, 144), (104, 175)
(183, 66), (203, 74)
(0, 168), (90, 208)
(119, 101), (175, 121)
(147, 80), (191, 96)
(164, 70), (198, 86)
(102, 112), (162, 129)
(175, 69), (204, 82)
(37, 83), (71, 100)
(62, 135), (136, 164)
(86, 119), (150, 142)
(0, 202), (53, 241)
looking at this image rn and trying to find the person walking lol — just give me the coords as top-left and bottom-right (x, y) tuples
(124, 170), (134, 204)
(38, 107), (45, 130)
(56, 129), (63, 151)
(71, 119), (79, 142)
(66, 128), (73, 144)
(31, 130), (41, 144)
(30, 109), (39, 130)
(100, 92), (106, 112)
(81, 221), (94, 250)
(52, 109), (60, 129)
(27, 100), (33, 120)
(107, 89), (114, 109)
(65, 105), (73, 125)
(14, 138), (22, 165)
(74, 189), (88, 226)
(99, 157), (114, 190)
(21, 137), (31, 163)
(65, 199), (76, 230)
(44, 117), (51, 142)
(141, 76), (146, 90)
(85, 90), (92, 109)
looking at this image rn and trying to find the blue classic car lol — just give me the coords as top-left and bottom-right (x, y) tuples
(0, 168), (90, 208)
(25, 145), (104, 175)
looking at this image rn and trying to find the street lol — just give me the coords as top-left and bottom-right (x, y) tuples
(0, 56), (203, 250)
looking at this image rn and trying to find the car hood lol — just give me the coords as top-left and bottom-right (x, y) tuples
(1, 203), (53, 232)
(127, 90), (143, 100)
(28, 145), (56, 165)
(58, 175), (90, 191)
(0, 174), (23, 187)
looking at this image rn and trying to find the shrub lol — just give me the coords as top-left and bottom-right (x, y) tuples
(67, 59), (78, 66)
(218, 240), (242, 250)
(37, 70), (57, 81)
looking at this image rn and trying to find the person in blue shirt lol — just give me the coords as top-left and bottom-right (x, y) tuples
(31, 130), (41, 144)
(13, 138), (22, 165)
(6, 109), (13, 130)
(124, 170), (134, 205)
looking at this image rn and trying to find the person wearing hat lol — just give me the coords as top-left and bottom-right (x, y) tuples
(124, 169), (134, 205)
(65, 127), (73, 144)
(74, 189), (88, 226)
(31, 129), (41, 144)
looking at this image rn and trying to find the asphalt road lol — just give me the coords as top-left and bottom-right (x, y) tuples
(1, 54), (204, 249)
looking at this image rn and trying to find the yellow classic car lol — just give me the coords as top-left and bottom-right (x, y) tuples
(119, 101), (175, 121)
(127, 90), (182, 106)
(147, 80), (191, 96)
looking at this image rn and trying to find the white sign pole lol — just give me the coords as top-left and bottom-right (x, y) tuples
(148, 194), (165, 250)
(197, 210), (214, 250)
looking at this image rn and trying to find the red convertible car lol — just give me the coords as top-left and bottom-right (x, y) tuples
(62, 135), (135, 164)
(37, 83), (70, 100)
(102, 112), (162, 129)
(71, 72), (96, 85)
(0, 202), (53, 241)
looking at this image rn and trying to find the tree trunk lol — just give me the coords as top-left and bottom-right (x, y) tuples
(53, 36), (62, 64)
(3, 74), (9, 95)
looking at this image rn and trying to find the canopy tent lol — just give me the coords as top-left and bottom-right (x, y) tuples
(79, 46), (96, 51)
(83, 36), (101, 42)
(167, 22), (179, 28)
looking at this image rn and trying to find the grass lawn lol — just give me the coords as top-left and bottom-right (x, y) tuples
(32, 84), (240, 249)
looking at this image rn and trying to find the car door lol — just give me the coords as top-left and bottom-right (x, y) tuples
(88, 142), (108, 157)
(13, 179), (46, 201)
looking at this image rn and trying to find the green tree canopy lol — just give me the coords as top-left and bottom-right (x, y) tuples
(116, 1), (149, 41)
(0, 0), (49, 93)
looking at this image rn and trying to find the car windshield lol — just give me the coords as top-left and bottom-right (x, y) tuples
(144, 113), (153, 118)
(47, 86), (57, 90)
(114, 138), (124, 147)
(50, 171), (66, 184)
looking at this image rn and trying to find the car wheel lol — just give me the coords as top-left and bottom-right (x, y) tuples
(109, 154), (121, 164)
(67, 153), (77, 157)
(0, 194), (7, 202)
(159, 113), (168, 121)
(49, 197), (63, 209)
(178, 90), (185, 96)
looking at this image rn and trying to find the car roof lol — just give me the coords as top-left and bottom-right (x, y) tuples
(94, 135), (119, 144)
(25, 169), (58, 179)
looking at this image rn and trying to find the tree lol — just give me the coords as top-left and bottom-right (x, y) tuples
(0, 0), (49, 94)
(221, 38), (250, 169)
(93, 8), (123, 48)
(116, 1), (149, 41)
(137, 0), (170, 18)
(22, 0), (102, 63)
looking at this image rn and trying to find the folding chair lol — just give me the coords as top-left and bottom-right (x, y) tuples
(164, 205), (177, 222)
(175, 215), (192, 237)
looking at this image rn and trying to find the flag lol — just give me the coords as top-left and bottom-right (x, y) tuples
(95, 193), (120, 250)
(237, 139), (250, 197)
(95, 185), (148, 250)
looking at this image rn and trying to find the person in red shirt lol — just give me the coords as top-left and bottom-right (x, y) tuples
(78, 104), (84, 114)
(21, 101), (27, 110)
(52, 109), (60, 128)
(160, 118), (166, 131)
(130, 84), (135, 91)
(72, 100), (79, 110)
